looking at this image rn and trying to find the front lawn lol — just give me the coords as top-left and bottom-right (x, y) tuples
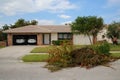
(75, 44), (120, 51)
(30, 45), (88, 53)
(30, 46), (53, 53)
(0, 46), (5, 49)
(110, 45), (120, 51)
(30, 44), (120, 54)
(22, 54), (49, 62)
(74, 44), (120, 51)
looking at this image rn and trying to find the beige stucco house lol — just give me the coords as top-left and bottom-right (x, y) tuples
(3, 25), (92, 46)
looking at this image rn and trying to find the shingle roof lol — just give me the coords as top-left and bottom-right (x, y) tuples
(3, 25), (71, 33)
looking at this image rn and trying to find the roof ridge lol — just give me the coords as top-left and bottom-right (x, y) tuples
(37, 26), (52, 32)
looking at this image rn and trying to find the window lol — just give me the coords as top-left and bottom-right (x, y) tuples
(58, 33), (72, 40)
(58, 34), (63, 39)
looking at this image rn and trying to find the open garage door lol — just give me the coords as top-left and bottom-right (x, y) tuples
(13, 35), (37, 45)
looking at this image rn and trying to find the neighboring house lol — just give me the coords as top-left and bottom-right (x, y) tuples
(97, 27), (112, 43)
(3, 25), (92, 46)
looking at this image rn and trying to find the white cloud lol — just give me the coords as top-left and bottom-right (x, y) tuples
(37, 20), (55, 25)
(108, 0), (120, 4)
(58, 14), (71, 19)
(61, 21), (72, 25)
(106, 0), (120, 7)
(0, 0), (76, 16)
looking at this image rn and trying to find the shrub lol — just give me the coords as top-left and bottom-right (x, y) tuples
(52, 40), (72, 45)
(91, 42), (110, 55)
(46, 43), (73, 71)
(52, 40), (61, 45)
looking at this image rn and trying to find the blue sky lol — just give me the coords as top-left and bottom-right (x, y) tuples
(0, 0), (120, 28)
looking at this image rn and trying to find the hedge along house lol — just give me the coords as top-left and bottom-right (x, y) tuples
(3, 25), (92, 46)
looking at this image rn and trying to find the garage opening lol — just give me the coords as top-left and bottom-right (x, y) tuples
(13, 35), (37, 45)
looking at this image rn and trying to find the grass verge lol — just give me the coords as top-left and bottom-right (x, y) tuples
(22, 54), (49, 62)
(111, 53), (120, 58)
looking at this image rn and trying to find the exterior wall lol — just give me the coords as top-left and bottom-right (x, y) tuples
(0, 41), (6, 46)
(7, 34), (13, 46)
(97, 28), (112, 43)
(51, 33), (58, 44)
(37, 33), (43, 45)
(73, 34), (92, 45)
(7, 33), (104, 46)
(7, 33), (43, 46)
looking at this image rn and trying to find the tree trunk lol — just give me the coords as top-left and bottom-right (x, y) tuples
(93, 35), (97, 44)
(112, 37), (118, 45)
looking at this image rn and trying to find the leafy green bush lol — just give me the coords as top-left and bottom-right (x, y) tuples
(52, 40), (72, 45)
(52, 40), (61, 45)
(92, 42), (110, 55)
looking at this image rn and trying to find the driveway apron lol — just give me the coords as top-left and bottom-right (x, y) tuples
(0, 46), (36, 62)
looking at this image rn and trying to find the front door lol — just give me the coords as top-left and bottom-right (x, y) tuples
(43, 34), (50, 45)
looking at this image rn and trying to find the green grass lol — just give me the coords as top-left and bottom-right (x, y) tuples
(110, 45), (120, 51)
(75, 44), (120, 51)
(30, 44), (120, 54)
(21, 53), (120, 62)
(111, 53), (120, 58)
(31, 45), (88, 53)
(0, 46), (5, 49)
(30, 46), (53, 53)
(22, 54), (49, 62)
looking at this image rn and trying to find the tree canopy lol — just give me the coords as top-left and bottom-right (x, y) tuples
(2, 18), (38, 30)
(0, 18), (38, 41)
(71, 16), (104, 44)
(2, 24), (9, 30)
(107, 21), (120, 39)
(107, 21), (120, 45)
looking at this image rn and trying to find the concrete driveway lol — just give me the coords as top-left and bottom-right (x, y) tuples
(0, 46), (36, 62)
(0, 46), (120, 80)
